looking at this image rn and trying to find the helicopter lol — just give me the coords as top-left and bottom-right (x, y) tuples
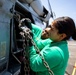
(0, 0), (55, 75)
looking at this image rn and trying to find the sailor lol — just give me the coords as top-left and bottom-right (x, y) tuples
(23, 16), (76, 75)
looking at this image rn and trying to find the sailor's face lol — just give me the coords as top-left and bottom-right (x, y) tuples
(41, 23), (61, 41)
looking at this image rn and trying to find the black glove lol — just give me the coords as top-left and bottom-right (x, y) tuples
(25, 18), (32, 30)
(21, 27), (33, 47)
(20, 18), (32, 30)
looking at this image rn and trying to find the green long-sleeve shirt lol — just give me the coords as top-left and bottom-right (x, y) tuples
(28, 24), (69, 75)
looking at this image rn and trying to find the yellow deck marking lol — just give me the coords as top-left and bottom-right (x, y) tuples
(72, 62), (76, 75)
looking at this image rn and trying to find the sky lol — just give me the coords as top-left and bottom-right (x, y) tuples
(41, 0), (76, 24)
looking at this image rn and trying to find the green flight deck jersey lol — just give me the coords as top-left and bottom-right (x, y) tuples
(28, 23), (69, 75)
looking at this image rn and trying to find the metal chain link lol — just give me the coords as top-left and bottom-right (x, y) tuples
(18, 18), (31, 75)
(27, 33), (54, 75)
(13, 12), (32, 75)
(19, 18), (54, 75)
(21, 30), (31, 75)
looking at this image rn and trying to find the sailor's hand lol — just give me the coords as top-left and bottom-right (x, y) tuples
(20, 27), (33, 46)
(19, 18), (32, 30)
